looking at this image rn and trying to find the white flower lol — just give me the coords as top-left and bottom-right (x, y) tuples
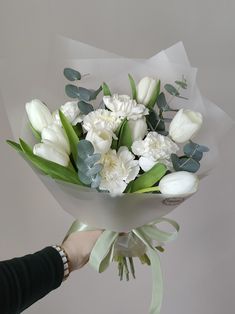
(83, 108), (122, 133)
(41, 124), (70, 155)
(159, 171), (199, 195)
(85, 128), (112, 154)
(33, 142), (70, 167)
(128, 117), (147, 141)
(137, 77), (158, 106)
(99, 147), (140, 195)
(53, 101), (83, 126)
(169, 109), (203, 143)
(103, 94), (149, 120)
(132, 132), (179, 172)
(25, 99), (53, 133)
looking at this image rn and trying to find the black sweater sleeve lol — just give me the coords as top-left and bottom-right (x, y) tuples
(0, 247), (64, 314)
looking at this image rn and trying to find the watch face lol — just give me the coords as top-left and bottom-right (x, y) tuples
(162, 197), (185, 206)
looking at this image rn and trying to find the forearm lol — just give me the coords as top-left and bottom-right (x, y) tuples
(0, 247), (64, 314)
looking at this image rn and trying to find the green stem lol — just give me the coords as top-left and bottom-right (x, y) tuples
(133, 186), (160, 194)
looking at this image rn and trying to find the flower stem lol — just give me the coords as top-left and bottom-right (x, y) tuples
(133, 186), (160, 194)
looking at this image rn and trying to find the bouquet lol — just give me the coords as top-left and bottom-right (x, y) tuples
(3, 39), (233, 314)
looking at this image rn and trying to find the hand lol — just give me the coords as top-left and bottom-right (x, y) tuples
(61, 230), (102, 271)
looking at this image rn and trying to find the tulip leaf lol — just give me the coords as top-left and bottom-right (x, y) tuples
(147, 80), (161, 109)
(13, 138), (83, 185)
(59, 110), (79, 163)
(65, 84), (80, 98)
(64, 68), (81, 81)
(6, 140), (23, 153)
(102, 82), (112, 96)
(76, 140), (102, 188)
(131, 163), (167, 192)
(117, 119), (132, 150)
(78, 101), (94, 114)
(128, 74), (137, 100)
(29, 123), (41, 140)
(171, 153), (200, 173)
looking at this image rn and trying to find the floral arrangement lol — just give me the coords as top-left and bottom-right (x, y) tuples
(7, 39), (229, 314)
(7, 70), (208, 198)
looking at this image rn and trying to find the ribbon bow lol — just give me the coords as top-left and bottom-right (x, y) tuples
(65, 218), (179, 314)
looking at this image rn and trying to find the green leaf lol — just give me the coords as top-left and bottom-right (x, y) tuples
(183, 142), (203, 161)
(131, 163), (167, 192)
(59, 110), (79, 162)
(29, 123), (41, 141)
(6, 140), (23, 153)
(147, 80), (161, 109)
(78, 86), (102, 102)
(175, 80), (187, 89)
(77, 140), (102, 188)
(118, 119), (132, 150)
(18, 139), (83, 185)
(64, 68), (81, 81)
(78, 101), (94, 114)
(65, 84), (80, 98)
(102, 82), (112, 96)
(146, 109), (166, 133)
(171, 154), (200, 173)
(128, 74), (137, 100)
(164, 84), (180, 96)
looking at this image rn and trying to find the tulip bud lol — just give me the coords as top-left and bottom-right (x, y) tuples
(137, 77), (158, 106)
(41, 124), (70, 155)
(159, 171), (199, 195)
(128, 117), (147, 141)
(169, 109), (203, 143)
(85, 128), (112, 154)
(33, 142), (70, 167)
(25, 99), (53, 133)
(53, 101), (82, 126)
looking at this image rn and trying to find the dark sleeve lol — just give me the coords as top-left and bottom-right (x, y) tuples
(0, 247), (64, 314)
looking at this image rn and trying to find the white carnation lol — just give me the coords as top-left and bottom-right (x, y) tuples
(103, 94), (149, 120)
(131, 132), (179, 172)
(53, 101), (83, 126)
(99, 147), (140, 195)
(85, 128), (112, 154)
(83, 108), (122, 133)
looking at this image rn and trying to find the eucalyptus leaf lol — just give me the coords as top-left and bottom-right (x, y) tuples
(164, 84), (180, 96)
(59, 110), (79, 163)
(77, 139), (94, 159)
(175, 80), (187, 89)
(78, 101), (94, 114)
(128, 74), (137, 100)
(147, 80), (161, 109)
(64, 68), (81, 81)
(147, 109), (165, 132)
(171, 153), (200, 173)
(131, 163), (167, 192)
(65, 84), (80, 98)
(183, 142), (203, 161)
(102, 82), (112, 96)
(78, 86), (102, 102)
(156, 93), (171, 112)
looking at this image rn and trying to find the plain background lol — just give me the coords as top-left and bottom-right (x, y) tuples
(0, 1), (235, 313)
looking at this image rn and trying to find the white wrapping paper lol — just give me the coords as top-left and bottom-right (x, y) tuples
(1, 36), (234, 231)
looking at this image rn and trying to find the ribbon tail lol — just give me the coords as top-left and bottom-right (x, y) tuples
(63, 219), (96, 242)
(148, 248), (163, 314)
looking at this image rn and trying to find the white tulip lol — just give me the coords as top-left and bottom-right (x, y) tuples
(85, 128), (112, 154)
(41, 124), (70, 155)
(169, 109), (203, 143)
(25, 99), (53, 133)
(159, 171), (199, 195)
(137, 77), (158, 106)
(33, 142), (70, 167)
(53, 101), (82, 126)
(128, 118), (147, 141)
